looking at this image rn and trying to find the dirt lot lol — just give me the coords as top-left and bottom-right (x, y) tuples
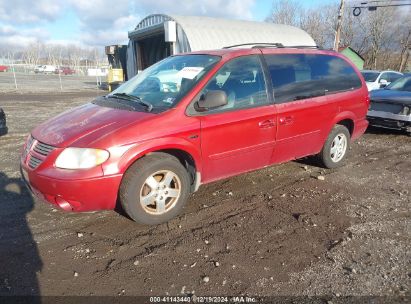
(0, 84), (410, 300)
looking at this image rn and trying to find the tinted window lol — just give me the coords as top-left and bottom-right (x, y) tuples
(265, 54), (362, 103)
(387, 76), (411, 92)
(379, 73), (389, 82)
(361, 71), (379, 82)
(199, 55), (268, 112)
(388, 73), (402, 82)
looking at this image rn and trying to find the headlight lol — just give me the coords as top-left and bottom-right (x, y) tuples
(55, 148), (109, 169)
(401, 106), (410, 115)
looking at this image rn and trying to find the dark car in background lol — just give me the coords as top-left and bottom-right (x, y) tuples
(55, 67), (76, 75)
(367, 75), (411, 135)
(0, 108), (8, 136)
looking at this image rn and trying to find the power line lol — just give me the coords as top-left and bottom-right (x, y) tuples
(351, 0), (411, 16)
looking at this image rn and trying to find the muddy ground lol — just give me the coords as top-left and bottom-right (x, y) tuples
(0, 87), (410, 300)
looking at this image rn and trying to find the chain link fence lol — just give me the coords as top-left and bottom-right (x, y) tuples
(0, 64), (109, 93)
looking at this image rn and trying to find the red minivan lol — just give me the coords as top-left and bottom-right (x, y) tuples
(21, 46), (369, 224)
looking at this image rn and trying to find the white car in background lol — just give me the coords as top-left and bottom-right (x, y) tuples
(361, 70), (403, 91)
(34, 65), (57, 74)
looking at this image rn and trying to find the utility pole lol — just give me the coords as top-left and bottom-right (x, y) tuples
(333, 0), (345, 51)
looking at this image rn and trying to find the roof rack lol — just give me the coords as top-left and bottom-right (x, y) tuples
(223, 43), (284, 49)
(223, 43), (323, 50)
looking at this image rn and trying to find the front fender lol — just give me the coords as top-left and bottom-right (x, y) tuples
(110, 137), (202, 176)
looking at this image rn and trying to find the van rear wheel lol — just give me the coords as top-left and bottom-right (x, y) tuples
(119, 153), (191, 225)
(319, 125), (350, 169)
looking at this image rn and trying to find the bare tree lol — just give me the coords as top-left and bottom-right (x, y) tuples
(21, 42), (43, 67)
(266, 0), (302, 26)
(363, 7), (396, 69)
(300, 5), (336, 48)
(266, 0), (410, 71)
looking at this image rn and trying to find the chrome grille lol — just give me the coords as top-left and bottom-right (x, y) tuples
(33, 141), (55, 156)
(25, 136), (56, 169)
(28, 155), (42, 169)
(27, 135), (35, 150)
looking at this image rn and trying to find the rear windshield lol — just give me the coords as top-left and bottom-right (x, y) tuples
(361, 71), (380, 82)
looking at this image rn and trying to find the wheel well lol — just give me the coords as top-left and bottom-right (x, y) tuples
(148, 149), (197, 187)
(337, 119), (354, 136)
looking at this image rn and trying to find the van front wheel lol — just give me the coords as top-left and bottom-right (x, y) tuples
(119, 153), (191, 225)
(319, 125), (350, 169)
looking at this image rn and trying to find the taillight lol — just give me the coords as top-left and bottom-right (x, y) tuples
(365, 93), (370, 107)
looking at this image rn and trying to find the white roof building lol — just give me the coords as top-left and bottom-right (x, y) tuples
(126, 14), (316, 78)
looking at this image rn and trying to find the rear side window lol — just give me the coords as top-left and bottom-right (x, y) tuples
(264, 54), (362, 103)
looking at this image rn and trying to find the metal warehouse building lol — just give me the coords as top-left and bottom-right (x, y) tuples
(126, 14), (316, 78)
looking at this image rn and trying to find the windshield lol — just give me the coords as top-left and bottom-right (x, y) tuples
(110, 55), (221, 111)
(361, 71), (379, 82)
(386, 76), (411, 92)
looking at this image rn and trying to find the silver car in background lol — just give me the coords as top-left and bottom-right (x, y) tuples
(361, 70), (403, 91)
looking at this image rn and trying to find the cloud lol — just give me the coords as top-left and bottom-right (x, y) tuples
(0, 0), (63, 23)
(0, 0), (257, 49)
(0, 24), (50, 49)
(133, 0), (256, 20)
(68, 0), (132, 30)
(71, 0), (256, 46)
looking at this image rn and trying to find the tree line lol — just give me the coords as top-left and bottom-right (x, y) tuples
(0, 43), (107, 69)
(266, 0), (411, 71)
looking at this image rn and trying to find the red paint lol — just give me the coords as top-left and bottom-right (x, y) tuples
(21, 48), (369, 212)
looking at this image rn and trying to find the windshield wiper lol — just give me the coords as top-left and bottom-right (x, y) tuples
(108, 93), (153, 112)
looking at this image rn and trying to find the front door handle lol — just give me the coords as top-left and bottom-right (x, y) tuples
(259, 119), (276, 128)
(279, 116), (294, 125)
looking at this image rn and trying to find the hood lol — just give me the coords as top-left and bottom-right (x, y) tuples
(370, 89), (411, 106)
(32, 101), (154, 147)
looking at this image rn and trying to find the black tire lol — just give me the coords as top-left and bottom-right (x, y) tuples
(319, 125), (351, 169)
(119, 153), (191, 225)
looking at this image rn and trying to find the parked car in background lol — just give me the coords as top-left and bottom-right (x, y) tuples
(367, 75), (411, 135)
(0, 65), (8, 72)
(361, 70), (403, 91)
(0, 108), (8, 136)
(21, 47), (369, 225)
(34, 65), (57, 74)
(55, 67), (76, 75)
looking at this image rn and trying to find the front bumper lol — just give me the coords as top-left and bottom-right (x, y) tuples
(367, 110), (411, 131)
(20, 163), (123, 212)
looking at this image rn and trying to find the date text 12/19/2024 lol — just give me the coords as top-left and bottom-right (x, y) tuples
(149, 296), (258, 303)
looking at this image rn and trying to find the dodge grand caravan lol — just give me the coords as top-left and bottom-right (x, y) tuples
(21, 46), (369, 225)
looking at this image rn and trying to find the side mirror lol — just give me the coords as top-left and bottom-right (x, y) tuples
(379, 79), (388, 88)
(196, 90), (228, 111)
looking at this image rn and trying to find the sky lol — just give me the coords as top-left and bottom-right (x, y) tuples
(0, 0), (332, 49)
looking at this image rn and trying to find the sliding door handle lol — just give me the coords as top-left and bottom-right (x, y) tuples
(279, 116), (294, 125)
(259, 120), (276, 128)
